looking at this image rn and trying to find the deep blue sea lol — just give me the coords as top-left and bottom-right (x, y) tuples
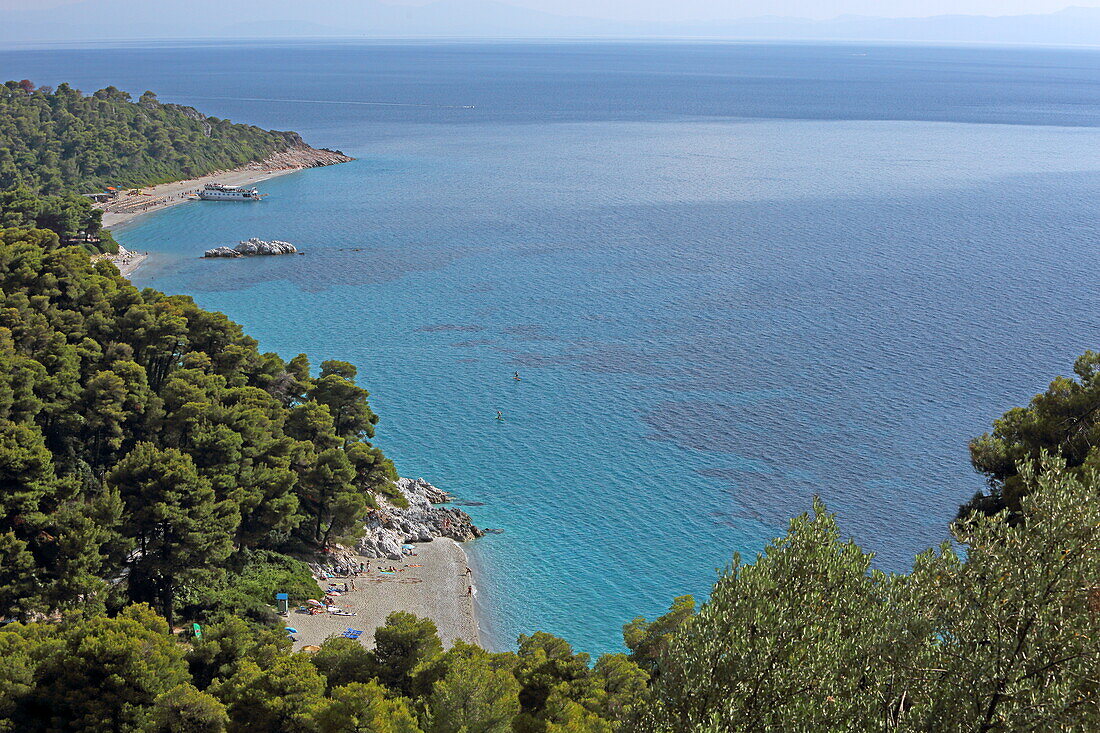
(5, 41), (1100, 653)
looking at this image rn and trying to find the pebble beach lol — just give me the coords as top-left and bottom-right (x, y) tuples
(289, 538), (480, 651)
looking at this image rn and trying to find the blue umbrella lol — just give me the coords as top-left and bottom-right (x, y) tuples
(285, 627), (298, 634)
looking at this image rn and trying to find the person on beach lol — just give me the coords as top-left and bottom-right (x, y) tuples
(464, 567), (472, 577)
(466, 586), (473, 596)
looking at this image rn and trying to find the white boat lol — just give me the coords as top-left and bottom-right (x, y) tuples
(198, 183), (264, 201)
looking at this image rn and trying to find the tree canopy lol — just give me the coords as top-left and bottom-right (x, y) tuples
(0, 81), (303, 195)
(965, 349), (1100, 517)
(0, 226), (395, 626)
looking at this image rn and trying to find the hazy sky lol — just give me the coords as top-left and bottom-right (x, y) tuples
(2, 0), (1098, 20)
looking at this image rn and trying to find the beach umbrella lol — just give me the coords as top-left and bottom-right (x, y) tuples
(284, 627), (298, 634)
(302, 645), (321, 653)
(306, 599), (323, 607)
(402, 544), (415, 549)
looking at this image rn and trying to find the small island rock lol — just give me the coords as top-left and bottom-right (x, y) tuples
(204, 238), (298, 258)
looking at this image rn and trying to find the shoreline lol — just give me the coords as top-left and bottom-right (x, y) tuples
(100, 146), (352, 231)
(92, 244), (148, 278)
(292, 538), (480, 651)
(291, 478), (486, 651)
(115, 251), (148, 278)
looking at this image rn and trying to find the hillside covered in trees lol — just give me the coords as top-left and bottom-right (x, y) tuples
(0, 79), (316, 252)
(0, 80), (304, 194)
(0, 226), (396, 630)
(0, 81), (1098, 731)
(0, 223), (1097, 731)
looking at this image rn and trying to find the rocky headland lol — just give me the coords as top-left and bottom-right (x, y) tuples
(256, 143), (353, 169)
(356, 477), (483, 561)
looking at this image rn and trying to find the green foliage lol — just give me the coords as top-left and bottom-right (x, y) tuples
(231, 551), (318, 604)
(2, 460), (1098, 731)
(913, 456), (1100, 729)
(645, 457), (1100, 731)
(512, 632), (596, 733)
(0, 623), (39, 733)
(584, 654), (649, 729)
(0, 226), (392, 624)
(505, 632), (648, 733)
(428, 654), (521, 733)
(0, 82), (303, 195)
(186, 617), (291, 691)
(309, 637), (378, 691)
(148, 684), (230, 733)
(310, 360), (380, 440)
(0, 187), (111, 251)
(25, 604), (190, 732)
(110, 443), (238, 626)
(648, 499), (919, 730)
(178, 550), (318, 629)
(209, 655), (326, 733)
(370, 611), (445, 696)
(622, 595), (694, 677)
(309, 681), (421, 733)
(965, 349), (1100, 517)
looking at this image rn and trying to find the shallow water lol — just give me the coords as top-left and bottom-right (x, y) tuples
(7, 41), (1100, 653)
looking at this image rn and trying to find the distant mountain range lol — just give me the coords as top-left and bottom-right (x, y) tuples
(4, 0), (1100, 46)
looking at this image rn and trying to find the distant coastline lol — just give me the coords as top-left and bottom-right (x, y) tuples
(101, 144), (350, 279)
(101, 144), (352, 232)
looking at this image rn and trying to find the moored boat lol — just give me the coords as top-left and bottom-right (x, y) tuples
(198, 183), (264, 201)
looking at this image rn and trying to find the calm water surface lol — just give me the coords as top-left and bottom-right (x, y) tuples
(5, 42), (1100, 652)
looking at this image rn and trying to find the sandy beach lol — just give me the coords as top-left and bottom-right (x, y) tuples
(99, 146), (352, 230)
(289, 538), (480, 652)
(90, 244), (148, 278)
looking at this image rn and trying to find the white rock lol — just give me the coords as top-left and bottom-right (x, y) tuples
(204, 238), (298, 258)
(354, 477), (482, 560)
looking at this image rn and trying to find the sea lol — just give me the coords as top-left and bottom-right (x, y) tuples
(5, 41), (1100, 654)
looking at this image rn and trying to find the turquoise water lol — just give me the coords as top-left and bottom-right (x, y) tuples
(8, 42), (1100, 652)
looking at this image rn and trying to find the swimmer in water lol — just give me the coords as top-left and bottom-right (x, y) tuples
(513, 371), (522, 381)
(496, 411), (504, 421)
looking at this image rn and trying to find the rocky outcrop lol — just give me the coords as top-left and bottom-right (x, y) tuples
(204, 238), (297, 258)
(356, 477), (483, 561)
(236, 238), (296, 255)
(203, 247), (240, 258)
(255, 145), (353, 170)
